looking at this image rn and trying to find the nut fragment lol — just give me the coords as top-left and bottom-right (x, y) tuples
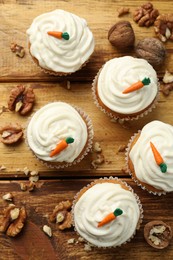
(2, 193), (13, 201)
(135, 37), (166, 67)
(0, 123), (23, 144)
(49, 200), (72, 230)
(91, 154), (105, 169)
(10, 208), (20, 221)
(117, 7), (130, 17)
(93, 142), (102, 153)
(43, 225), (52, 237)
(154, 14), (173, 42)
(8, 85), (35, 115)
(108, 21), (135, 49)
(133, 2), (159, 27)
(144, 221), (172, 249)
(0, 205), (27, 237)
(163, 70), (173, 84)
(56, 211), (67, 223)
(67, 238), (75, 244)
(10, 43), (25, 58)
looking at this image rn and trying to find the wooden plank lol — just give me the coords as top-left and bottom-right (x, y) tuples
(0, 0), (173, 82)
(0, 179), (173, 259)
(0, 82), (172, 178)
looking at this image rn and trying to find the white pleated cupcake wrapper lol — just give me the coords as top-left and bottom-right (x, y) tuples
(126, 132), (166, 196)
(71, 176), (144, 249)
(25, 102), (94, 169)
(92, 69), (160, 122)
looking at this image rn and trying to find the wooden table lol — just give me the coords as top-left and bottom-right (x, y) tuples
(0, 0), (173, 259)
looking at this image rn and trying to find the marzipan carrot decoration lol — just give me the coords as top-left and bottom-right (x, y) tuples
(47, 31), (70, 40)
(150, 141), (167, 173)
(50, 137), (74, 157)
(122, 77), (151, 94)
(98, 208), (123, 228)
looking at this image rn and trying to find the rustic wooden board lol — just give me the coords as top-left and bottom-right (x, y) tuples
(1, 0), (173, 259)
(0, 83), (173, 177)
(0, 179), (173, 260)
(0, 0), (173, 82)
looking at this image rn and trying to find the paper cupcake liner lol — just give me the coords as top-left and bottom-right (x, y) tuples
(25, 102), (94, 169)
(72, 176), (143, 248)
(126, 132), (166, 196)
(92, 69), (160, 122)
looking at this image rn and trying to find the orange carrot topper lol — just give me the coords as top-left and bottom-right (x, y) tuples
(47, 31), (70, 40)
(150, 142), (167, 173)
(122, 77), (151, 94)
(98, 208), (123, 228)
(50, 137), (74, 157)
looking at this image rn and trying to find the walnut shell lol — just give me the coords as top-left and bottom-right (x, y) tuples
(135, 37), (166, 67)
(108, 21), (135, 49)
(144, 220), (172, 249)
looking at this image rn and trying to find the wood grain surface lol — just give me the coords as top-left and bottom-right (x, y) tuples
(0, 0), (173, 259)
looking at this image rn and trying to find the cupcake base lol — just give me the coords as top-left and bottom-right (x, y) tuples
(126, 132), (166, 196)
(92, 69), (159, 122)
(26, 104), (93, 169)
(72, 177), (143, 248)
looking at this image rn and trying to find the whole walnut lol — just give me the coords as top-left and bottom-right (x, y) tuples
(135, 37), (166, 67)
(108, 21), (135, 50)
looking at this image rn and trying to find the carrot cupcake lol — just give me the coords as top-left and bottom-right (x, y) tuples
(26, 9), (95, 75)
(92, 56), (159, 121)
(72, 177), (143, 247)
(26, 102), (93, 168)
(127, 120), (173, 195)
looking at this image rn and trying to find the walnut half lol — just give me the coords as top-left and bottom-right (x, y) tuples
(144, 220), (172, 249)
(154, 14), (173, 42)
(0, 123), (23, 144)
(133, 2), (159, 27)
(49, 200), (72, 230)
(0, 205), (27, 237)
(8, 85), (35, 115)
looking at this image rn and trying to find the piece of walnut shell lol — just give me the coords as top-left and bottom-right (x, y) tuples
(144, 221), (172, 249)
(135, 37), (166, 67)
(0, 123), (23, 144)
(8, 85), (35, 115)
(108, 21), (135, 50)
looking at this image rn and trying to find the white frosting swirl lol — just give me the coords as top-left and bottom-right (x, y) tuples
(74, 182), (140, 247)
(26, 9), (95, 73)
(97, 56), (158, 114)
(27, 102), (88, 163)
(129, 120), (173, 192)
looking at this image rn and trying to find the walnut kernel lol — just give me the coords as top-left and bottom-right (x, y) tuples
(117, 7), (130, 17)
(0, 205), (27, 237)
(133, 2), (159, 27)
(108, 21), (135, 49)
(2, 193), (13, 201)
(144, 220), (172, 249)
(154, 14), (173, 42)
(8, 85), (35, 115)
(49, 200), (72, 230)
(10, 43), (25, 58)
(0, 123), (23, 144)
(135, 37), (166, 67)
